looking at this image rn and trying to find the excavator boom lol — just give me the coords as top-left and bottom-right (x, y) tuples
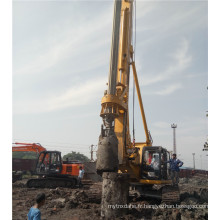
(12, 142), (46, 153)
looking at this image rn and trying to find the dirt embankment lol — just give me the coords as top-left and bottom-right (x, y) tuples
(12, 175), (207, 220)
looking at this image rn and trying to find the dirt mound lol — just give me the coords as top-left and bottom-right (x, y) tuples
(12, 179), (28, 188)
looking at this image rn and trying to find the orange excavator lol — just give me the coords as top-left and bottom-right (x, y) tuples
(12, 142), (83, 188)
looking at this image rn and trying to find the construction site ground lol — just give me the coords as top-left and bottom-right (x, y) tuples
(12, 174), (208, 220)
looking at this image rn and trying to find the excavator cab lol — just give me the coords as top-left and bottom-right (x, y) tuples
(36, 151), (62, 175)
(141, 146), (170, 180)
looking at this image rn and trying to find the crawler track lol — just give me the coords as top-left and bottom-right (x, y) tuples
(162, 185), (180, 203)
(27, 177), (77, 188)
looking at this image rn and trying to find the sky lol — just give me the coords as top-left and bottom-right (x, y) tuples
(12, 0), (208, 170)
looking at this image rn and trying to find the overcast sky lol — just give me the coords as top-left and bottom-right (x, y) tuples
(12, 0), (208, 170)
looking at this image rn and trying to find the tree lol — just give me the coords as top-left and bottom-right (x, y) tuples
(63, 151), (90, 162)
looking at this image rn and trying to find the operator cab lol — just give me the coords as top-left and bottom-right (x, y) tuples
(36, 151), (62, 175)
(141, 146), (170, 180)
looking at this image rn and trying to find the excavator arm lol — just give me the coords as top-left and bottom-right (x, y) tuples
(12, 142), (46, 154)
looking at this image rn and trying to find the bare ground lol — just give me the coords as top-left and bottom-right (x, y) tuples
(12, 175), (208, 220)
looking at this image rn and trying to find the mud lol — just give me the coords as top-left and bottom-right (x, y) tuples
(12, 175), (208, 220)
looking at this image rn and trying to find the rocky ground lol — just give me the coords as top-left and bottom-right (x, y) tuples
(12, 174), (208, 220)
